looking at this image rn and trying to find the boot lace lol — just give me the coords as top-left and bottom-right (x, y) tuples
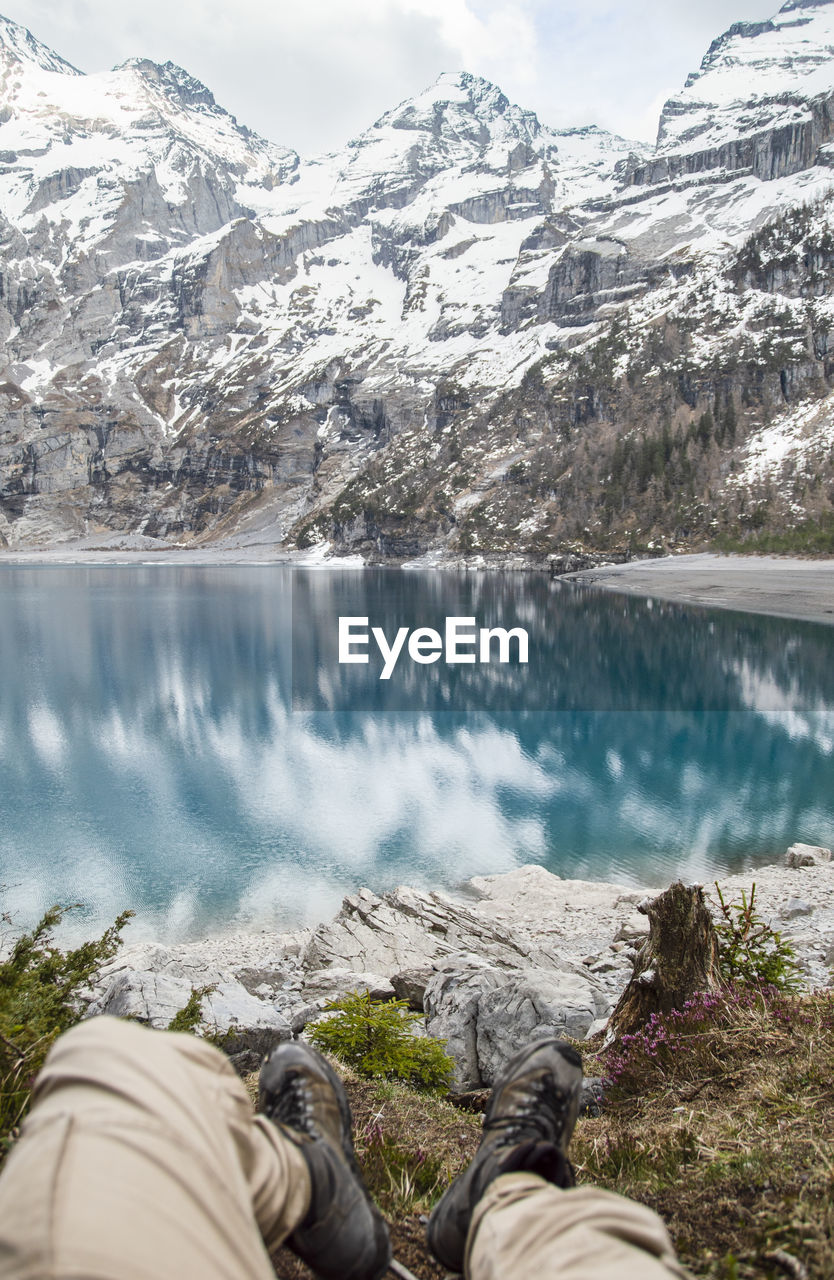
(482, 1073), (570, 1147)
(269, 1069), (318, 1138)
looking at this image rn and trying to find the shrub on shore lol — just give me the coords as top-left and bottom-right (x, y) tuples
(307, 990), (455, 1093)
(713, 882), (801, 991)
(0, 903), (133, 1157)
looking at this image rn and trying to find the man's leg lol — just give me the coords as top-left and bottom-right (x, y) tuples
(466, 1173), (689, 1280)
(0, 1017), (310, 1280)
(428, 1038), (690, 1279)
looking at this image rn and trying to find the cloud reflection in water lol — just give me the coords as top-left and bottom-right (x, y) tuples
(1, 565), (833, 941)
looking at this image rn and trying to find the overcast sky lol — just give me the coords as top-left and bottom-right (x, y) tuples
(4, 0), (782, 154)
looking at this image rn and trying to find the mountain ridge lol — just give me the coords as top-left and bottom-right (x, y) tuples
(1, 5), (834, 559)
(0, 12), (80, 76)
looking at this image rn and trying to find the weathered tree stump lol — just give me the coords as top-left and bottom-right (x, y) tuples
(608, 881), (721, 1041)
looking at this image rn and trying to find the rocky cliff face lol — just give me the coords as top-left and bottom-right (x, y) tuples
(2, 2), (834, 557)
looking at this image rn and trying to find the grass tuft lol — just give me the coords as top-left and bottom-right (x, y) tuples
(578, 988), (834, 1278)
(263, 989), (834, 1277)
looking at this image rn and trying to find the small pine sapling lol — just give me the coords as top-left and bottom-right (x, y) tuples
(713, 882), (801, 991)
(307, 990), (454, 1093)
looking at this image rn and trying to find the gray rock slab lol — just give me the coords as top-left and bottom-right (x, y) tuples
(94, 969), (193, 1027)
(781, 898), (813, 920)
(613, 913), (650, 941)
(462, 865), (649, 958)
(391, 966), (436, 1010)
(301, 968), (395, 1005)
(94, 970), (291, 1055)
(203, 985), (292, 1055)
(476, 970), (603, 1087)
(424, 967), (503, 1091)
(301, 885), (544, 976)
(424, 963), (606, 1092)
(786, 843), (832, 868)
(300, 871), (634, 981)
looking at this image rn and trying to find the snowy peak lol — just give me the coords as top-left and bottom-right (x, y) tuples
(379, 71), (541, 145)
(114, 59), (221, 113)
(675, 0), (834, 107)
(689, 0), (834, 97)
(107, 55), (298, 174)
(695, 20), (780, 84)
(779, 0), (834, 13)
(323, 71), (560, 213)
(0, 16), (297, 184)
(0, 13), (80, 75)
(655, 0), (834, 159)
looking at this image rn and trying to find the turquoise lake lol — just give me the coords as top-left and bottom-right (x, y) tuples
(1, 565), (833, 941)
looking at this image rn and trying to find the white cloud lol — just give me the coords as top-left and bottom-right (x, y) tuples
(404, 0), (539, 88)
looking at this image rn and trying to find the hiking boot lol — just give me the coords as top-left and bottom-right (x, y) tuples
(259, 1041), (391, 1280)
(427, 1037), (582, 1273)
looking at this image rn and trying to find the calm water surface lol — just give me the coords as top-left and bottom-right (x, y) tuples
(1, 565), (833, 941)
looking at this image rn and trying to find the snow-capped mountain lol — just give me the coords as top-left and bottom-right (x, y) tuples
(1, 1), (834, 558)
(658, 0), (834, 159)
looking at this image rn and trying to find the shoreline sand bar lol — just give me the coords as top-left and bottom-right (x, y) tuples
(567, 553), (834, 627)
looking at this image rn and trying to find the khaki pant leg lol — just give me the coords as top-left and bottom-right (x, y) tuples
(0, 1017), (310, 1280)
(466, 1172), (691, 1280)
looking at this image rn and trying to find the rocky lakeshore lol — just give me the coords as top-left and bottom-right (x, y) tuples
(81, 847), (834, 1089)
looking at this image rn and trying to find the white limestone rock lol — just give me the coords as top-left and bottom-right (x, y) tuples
(423, 967), (502, 1091)
(301, 968), (395, 1005)
(424, 962), (607, 1092)
(301, 884), (547, 976)
(302, 869), (647, 988)
(781, 898), (814, 920)
(92, 970), (192, 1027)
(94, 937), (298, 993)
(614, 913), (651, 942)
(94, 970), (291, 1054)
(786, 843), (832, 868)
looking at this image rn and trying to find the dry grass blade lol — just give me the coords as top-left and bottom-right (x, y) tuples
(762, 1250), (810, 1280)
